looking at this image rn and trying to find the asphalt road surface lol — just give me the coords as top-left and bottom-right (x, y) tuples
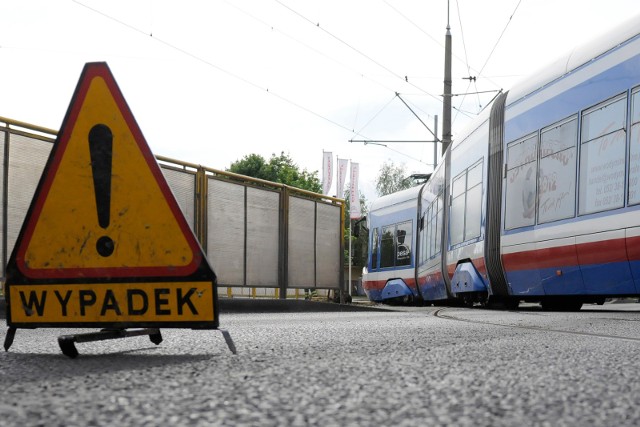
(1, 302), (640, 426)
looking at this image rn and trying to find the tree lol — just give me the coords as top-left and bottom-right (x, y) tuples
(375, 161), (413, 196)
(227, 153), (265, 178)
(228, 152), (321, 193)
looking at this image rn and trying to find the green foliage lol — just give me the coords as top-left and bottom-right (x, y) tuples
(228, 152), (321, 193)
(375, 161), (413, 196)
(228, 153), (265, 178)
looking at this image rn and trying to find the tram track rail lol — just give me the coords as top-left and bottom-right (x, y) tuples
(433, 307), (640, 343)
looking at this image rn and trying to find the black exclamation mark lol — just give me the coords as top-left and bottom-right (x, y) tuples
(89, 124), (115, 257)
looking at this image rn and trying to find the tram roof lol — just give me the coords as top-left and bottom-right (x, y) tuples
(452, 13), (640, 153)
(508, 13), (640, 108)
(369, 185), (422, 213)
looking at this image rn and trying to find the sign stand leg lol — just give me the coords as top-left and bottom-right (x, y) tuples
(4, 327), (17, 351)
(219, 329), (237, 354)
(149, 330), (163, 345)
(57, 328), (163, 358)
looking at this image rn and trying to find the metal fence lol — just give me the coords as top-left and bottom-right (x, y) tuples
(0, 117), (345, 299)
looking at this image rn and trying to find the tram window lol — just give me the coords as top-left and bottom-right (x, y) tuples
(420, 209), (434, 263)
(507, 134), (536, 168)
(371, 227), (380, 269)
(505, 134), (537, 229)
(424, 196), (440, 261)
(452, 173), (466, 198)
(581, 95), (626, 141)
(435, 194), (443, 256)
(396, 221), (412, 266)
(579, 94), (626, 215)
(378, 222), (413, 268)
(465, 183), (482, 239)
(450, 185), (465, 244)
(380, 225), (395, 268)
(450, 161), (483, 244)
(450, 172), (466, 245)
(538, 116), (577, 223)
(633, 90), (640, 124)
(430, 197), (439, 259)
(467, 161), (483, 188)
(421, 210), (429, 264)
(465, 162), (482, 240)
(629, 89), (640, 205)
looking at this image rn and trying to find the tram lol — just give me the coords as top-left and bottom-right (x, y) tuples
(362, 15), (640, 310)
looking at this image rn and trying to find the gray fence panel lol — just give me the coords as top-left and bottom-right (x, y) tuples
(288, 196), (316, 288)
(208, 178), (245, 285)
(316, 202), (341, 288)
(0, 120), (344, 295)
(160, 167), (196, 232)
(7, 134), (51, 262)
(246, 186), (279, 287)
(0, 131), (4, 275)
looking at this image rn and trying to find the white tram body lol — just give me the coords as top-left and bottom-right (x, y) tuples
(363, 15), (640, 309)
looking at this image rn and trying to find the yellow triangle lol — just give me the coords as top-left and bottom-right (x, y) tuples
(18, 65), (199, 278)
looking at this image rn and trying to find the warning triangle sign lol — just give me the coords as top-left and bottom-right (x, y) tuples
(5, 63), (218, 332)
(12, 62), (208, 280)
(4, 62), (218, 335)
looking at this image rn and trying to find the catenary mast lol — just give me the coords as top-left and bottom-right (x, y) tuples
(442, 1), (452, 154)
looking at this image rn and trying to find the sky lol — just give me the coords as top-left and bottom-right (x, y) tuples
(2, 0), (640, 203)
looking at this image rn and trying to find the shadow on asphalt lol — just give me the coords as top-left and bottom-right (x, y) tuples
(218, 297), (384, 313)
(0, 350), (218, 383)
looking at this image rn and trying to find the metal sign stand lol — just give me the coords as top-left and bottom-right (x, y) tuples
(58, 328), (163, 359)
(4, 325), (236, 358)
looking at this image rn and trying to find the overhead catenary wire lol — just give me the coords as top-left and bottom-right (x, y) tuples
(349, 95), (434, 166)
(383, 0), (502, 90)
(395, 93), (438, 141)
(273, 0), (442, 104)
(228, 0), (452, 158)
(384, 0), (518, 123)
(454, 2), (474, 89)
(227, 0), (443, 165)
(381, 0), (500, 132)
(268, 0), (447, 166)
(448, 0), (523, 123)
(383, 0), (460, 68)
(73, 0), (370, 138)
(477, 0), (524, 77)
(222, 0), (397, 95)
(372, 144), (433, 167)
(398, 94), (437, 120)
(352, 94), (397, 136)
(73, 0), (441, 168)
(455, 0), (482, 111)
